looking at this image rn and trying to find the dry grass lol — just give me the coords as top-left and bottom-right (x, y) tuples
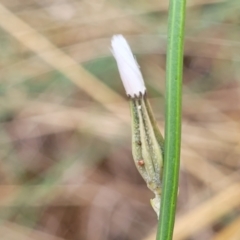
(0, 0), (239, 239)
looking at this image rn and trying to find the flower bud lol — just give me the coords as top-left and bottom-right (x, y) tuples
(112, 35), (164, 218)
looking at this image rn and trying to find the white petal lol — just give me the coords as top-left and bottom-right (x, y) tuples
(111, 35), (146, 97)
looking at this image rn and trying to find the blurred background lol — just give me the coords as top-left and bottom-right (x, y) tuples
(0, 0), (240, 239)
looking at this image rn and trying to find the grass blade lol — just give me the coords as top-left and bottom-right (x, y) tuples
(156, 0), (186, 239)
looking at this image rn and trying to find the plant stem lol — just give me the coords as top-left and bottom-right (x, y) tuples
(156, 0), (186, 239)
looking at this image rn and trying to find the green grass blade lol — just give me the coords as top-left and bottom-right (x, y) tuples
(156, 0), (186, 239)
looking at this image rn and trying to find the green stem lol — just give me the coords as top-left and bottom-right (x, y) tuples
(156, 0), (186, 239)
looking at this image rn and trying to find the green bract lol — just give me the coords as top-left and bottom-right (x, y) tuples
(130, 94), (164, 218)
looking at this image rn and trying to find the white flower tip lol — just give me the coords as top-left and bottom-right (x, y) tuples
(111, 35), (146, 98)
